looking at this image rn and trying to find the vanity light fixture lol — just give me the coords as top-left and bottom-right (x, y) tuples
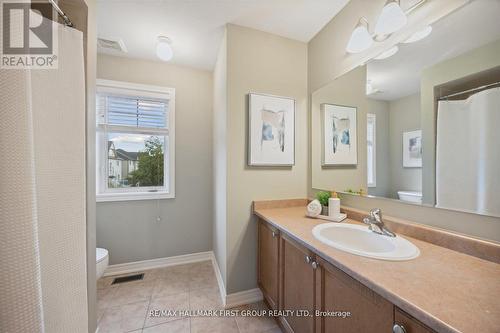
(374, 45), (399, 60)
(156, 36), (173, 61)
(346, 18), (374, 54)
(403, 25), (432, 43)
(374, 0), (408, 36)
(345, 0), (426, 54)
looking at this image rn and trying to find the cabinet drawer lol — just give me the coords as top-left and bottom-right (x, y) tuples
(394, 308), (435, 333)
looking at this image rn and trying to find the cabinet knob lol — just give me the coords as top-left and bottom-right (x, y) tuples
(392, 324), (407, 333)
(311, 261), (319, 270)
(305, 255), (312, 264)
(272, 231), (277, 238)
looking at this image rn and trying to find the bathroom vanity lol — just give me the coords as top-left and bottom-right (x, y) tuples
(254, 200), (500, 333)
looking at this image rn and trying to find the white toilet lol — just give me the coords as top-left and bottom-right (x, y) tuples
(96, 248), (109, 279)
(397, 191), (422, 204)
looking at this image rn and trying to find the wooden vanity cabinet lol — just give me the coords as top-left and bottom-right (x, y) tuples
(394, 308), (436, 333)
(315, 257), (393, 333)
(257, 219), (280, 310)
(257, 220), (436, 333)
(280, 234), (317, 333)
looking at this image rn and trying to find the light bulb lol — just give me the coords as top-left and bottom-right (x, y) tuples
(156, 36), (173, 61)
(374, 0), (407, 36)
(346, 18), (374, 53)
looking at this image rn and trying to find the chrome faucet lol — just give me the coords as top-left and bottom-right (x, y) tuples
(363, 208), (396, 237)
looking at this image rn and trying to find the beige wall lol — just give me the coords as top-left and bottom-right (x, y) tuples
(96, 55), (214, 264)
(308, 0), (468, 92)
(213, 29), (228, 287)
(421, 39), (500, 205)
(309, 1), (500, 242)
(311, 66), (367, 193)
(388, 93), (421, 198)
(225, 24), (308, 293)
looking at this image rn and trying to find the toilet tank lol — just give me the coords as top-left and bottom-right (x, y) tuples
(397, 191), (422, 204)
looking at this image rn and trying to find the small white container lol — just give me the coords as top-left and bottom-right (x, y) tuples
(328, 197), (341, 218)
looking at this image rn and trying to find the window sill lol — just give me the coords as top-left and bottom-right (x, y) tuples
(96, 191), (174, 202)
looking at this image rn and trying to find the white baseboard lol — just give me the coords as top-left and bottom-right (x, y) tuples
(210, 253), (227, 306)
(225, 288), (263, 309)
(209, 253), (263, 308)
(103, 251), (213, 277)
(104, 250), (263, 309)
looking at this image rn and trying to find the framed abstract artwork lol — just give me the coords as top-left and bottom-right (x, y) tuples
(403, 130), (422, 168)
(248, 93), (295, 166)
(321, 103), (357, 166)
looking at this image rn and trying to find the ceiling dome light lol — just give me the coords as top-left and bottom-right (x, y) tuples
(374, 0), (407, 36)
(346, 18), (374, 54)
(403, 26), (432, 43)
(156, 36), (173, 61)
(374, 45), (399, 60)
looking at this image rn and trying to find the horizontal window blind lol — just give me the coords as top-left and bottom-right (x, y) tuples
(97, 94), (168, 129)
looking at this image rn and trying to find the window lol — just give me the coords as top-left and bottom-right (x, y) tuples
(96, 79), (175, 202)
(367, 113), (376, 188)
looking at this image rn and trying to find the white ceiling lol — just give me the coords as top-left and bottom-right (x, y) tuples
(367, 0), (500, 101)
(97, 0), (349, 70)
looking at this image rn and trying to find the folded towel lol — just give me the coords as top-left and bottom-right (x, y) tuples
(307, 199), (322, 217)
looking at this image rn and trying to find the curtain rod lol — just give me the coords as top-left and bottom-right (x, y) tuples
(438, 81), (500, 100)
(48, 0), (73, 27)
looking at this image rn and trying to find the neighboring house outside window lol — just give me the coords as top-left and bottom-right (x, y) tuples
(96, 79), (175, 202)
(107, 141), (139, 188)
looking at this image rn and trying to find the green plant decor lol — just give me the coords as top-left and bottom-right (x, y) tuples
(344, 188), (365, 196)
(316, 191), (331, 207)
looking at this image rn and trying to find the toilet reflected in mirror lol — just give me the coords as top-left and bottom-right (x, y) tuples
(397, 191), (422, 204)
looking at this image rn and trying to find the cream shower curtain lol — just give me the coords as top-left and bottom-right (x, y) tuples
(436, 87), (500, 216)
(0, 15), (88, 333)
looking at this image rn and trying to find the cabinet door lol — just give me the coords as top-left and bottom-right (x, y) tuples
(394, 308), (435, 333)
(258, 219), (280, 310)
(280, 235), (316, 333)
(316, 257), (393, 333)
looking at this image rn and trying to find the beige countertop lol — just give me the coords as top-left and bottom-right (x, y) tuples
(254, 205), (500, 333)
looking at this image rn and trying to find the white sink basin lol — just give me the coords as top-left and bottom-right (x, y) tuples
(312, 223), (419, 261)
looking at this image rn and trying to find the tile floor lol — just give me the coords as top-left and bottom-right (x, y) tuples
(97, 260), (283, 333)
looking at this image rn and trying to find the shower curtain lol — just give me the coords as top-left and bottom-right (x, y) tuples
(0, 14), (88, 333)
(436, 87), (500, 216)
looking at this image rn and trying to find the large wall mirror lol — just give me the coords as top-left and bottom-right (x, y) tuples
(312, 1), (500, 218)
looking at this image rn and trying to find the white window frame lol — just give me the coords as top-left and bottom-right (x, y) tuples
(95, 79), (175, 202)
(367, 113), (376, 188)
